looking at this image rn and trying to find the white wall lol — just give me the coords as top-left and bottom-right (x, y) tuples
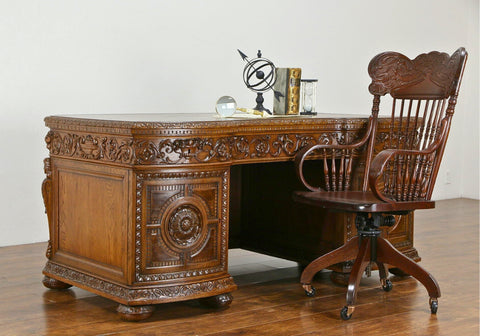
(0, 0), (478, 246)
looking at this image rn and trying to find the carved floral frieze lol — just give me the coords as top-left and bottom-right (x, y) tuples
(45, 130), (366, 165)
(45, 131), (135, 163)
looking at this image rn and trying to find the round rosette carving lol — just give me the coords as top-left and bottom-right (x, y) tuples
(169, 205), (202, 246)
(161, 198), (209, 253)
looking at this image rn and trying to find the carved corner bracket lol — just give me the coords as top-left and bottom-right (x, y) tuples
(41, 158), (53, 259)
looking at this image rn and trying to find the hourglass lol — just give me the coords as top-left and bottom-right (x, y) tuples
(300, 79), (318, 115)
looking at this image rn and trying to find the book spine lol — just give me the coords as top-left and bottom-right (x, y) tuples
(273, 68), (287, 115)
(286, 68), (301, 115)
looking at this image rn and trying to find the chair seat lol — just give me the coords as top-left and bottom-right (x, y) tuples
(293, 190), (435, 213)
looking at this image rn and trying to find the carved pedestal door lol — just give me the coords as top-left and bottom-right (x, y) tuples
(137, 168), (231, 284)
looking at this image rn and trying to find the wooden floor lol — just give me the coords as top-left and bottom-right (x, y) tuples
(1, 198), (478, 335)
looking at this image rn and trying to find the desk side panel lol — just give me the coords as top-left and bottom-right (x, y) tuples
(49, 158), (132, 284)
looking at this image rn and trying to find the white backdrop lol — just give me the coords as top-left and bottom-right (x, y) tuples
(0, 0), (478, 246)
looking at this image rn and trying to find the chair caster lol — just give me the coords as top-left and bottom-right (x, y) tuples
(340, 306), (354, 320)
(381, 279), (393, 292)
(430, 298), (438, 314)
(303, 284), (316, 297)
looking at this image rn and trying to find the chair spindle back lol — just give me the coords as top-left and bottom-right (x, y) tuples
(365, 48), (468, 201)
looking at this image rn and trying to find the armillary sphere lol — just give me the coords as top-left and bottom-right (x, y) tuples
(238, 49), (276, 114)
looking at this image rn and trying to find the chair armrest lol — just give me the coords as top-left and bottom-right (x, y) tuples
(295, 116), (375, 191)
(368, 119), (448, 203)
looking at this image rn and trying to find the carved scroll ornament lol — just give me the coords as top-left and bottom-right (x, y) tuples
(368, 49), (464, 97)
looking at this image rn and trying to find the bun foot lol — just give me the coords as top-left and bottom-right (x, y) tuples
(117, 304), (155, 321)
(199, 293), (233, 309)
(42, 276), (72, 290)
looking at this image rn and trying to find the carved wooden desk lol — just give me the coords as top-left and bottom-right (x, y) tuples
(41, 113), (419, 320)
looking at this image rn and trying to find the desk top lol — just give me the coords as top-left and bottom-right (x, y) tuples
(47, 113), (361, 123)
(45, 113), (372, 135)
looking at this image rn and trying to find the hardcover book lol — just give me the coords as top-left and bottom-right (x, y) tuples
(273, 68), (302, 115)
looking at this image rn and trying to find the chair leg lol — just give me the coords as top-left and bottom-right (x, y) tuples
(342, 237), (371, 319)
(300, 236), (359, 295)
(376, 236), (441, 313)
(376, 261), (392, 291)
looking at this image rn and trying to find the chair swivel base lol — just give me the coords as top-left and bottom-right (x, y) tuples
(301, 229), (440, 320)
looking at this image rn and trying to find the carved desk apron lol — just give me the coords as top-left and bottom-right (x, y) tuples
(41, 113), (418, 320)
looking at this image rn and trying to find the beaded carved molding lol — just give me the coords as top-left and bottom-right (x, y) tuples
(44, 261), (236, 302)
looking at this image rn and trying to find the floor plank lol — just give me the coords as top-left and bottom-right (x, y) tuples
(0, 198), (477, 335)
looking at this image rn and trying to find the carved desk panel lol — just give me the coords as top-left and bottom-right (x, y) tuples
(41, 113), (418, 320)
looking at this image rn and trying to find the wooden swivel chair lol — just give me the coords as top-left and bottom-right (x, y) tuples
(293, 48), (467, 320)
